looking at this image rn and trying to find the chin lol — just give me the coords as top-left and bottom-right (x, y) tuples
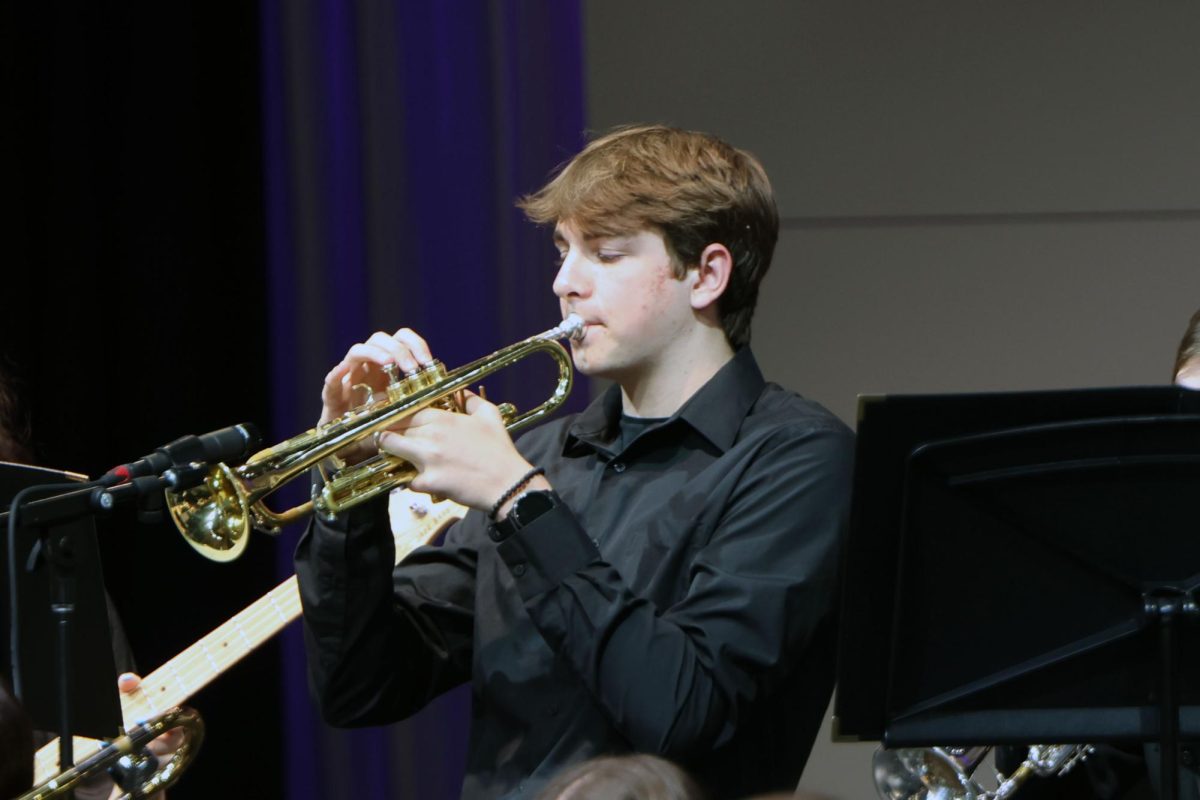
(570, 350), (614, 379)
(569, 337), (622, 380)
(572, 355), (600, 376)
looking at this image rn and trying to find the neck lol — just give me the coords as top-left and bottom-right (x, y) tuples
(618, 328), (735, 418)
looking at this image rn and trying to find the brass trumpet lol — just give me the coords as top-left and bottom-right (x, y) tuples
(19, 707), (204, 800)
(873, 743), (1093, 800)
(165, 315), (583, 561)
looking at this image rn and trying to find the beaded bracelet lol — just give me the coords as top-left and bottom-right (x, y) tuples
(489, 466), (546, 520)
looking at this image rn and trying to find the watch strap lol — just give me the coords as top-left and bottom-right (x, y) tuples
(489, 489), (558, 542)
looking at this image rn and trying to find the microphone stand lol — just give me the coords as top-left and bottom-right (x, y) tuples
(4, 466), (207, 792)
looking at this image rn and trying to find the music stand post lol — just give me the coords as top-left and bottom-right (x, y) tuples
(833, 386), (1200, 800)
(1146, 587), (1199, 800)
(2, 464), (196, 787)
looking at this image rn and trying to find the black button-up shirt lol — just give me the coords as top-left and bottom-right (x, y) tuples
(295, 348), (853, 799)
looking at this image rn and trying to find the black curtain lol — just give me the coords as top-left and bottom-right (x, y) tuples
(3, 3), (279, 797)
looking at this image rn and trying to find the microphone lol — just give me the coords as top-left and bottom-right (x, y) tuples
(101, 423), (262, 486)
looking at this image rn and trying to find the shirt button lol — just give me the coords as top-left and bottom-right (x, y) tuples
(512, 563), (527, 577)
(611, 461), (626, 472)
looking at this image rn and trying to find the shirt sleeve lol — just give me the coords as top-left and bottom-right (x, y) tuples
(494, 422), (853, 759)
(294, 491), (479, 727)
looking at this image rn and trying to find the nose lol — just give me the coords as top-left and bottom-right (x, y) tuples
(553, 250), (591, 300)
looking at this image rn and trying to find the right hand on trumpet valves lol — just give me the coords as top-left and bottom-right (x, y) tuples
(375, 390), (547, 514)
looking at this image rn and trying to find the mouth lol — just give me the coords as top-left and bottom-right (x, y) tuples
(575, 321), (600, 343)
(562, 313), (598, 343)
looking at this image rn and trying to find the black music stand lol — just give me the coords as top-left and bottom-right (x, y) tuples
(2, 461), (123, 740)
(833, 386), (1200, 800)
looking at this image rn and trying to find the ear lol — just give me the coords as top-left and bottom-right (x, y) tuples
(689, 243), (732, 312)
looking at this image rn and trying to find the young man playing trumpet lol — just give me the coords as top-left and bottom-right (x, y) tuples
(295, 124), (854, 798)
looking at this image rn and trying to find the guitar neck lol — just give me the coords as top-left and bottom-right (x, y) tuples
(33, 493), (465, 784)
(120, 576), (300, 723)
(122, 494), (465, 723)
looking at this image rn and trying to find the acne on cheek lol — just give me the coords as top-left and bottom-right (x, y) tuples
(651, 268), (678, 294)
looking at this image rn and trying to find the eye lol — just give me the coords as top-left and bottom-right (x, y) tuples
(596, 251), (623, 264)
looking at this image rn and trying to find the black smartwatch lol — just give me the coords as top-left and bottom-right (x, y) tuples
(489, 489), (559, 542)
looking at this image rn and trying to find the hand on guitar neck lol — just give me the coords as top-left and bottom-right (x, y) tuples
(77, 673), (180, 800)
(116, 672), (185, 757)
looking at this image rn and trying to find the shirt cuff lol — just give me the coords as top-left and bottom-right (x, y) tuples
(495, 502), (600, 600)
(305, 468), (393, 568)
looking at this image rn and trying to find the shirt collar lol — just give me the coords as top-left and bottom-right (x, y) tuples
(564, 347), (766, 455)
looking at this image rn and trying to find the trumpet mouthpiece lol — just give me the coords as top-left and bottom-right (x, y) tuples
(556, 314), (585, 341)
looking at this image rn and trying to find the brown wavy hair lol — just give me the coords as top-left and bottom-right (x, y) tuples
(518, 124), (779, 348)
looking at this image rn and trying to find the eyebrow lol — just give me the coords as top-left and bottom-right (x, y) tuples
(552, 228), (632, 247)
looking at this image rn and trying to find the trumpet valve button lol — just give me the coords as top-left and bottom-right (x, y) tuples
(382, 363), (410, 401)
(351, 382), (375, 406)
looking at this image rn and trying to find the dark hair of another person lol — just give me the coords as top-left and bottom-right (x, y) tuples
(0, 675), (34, 797)
(534, 754), (708, 800)
(0, 367), (33, 463)
(1175, 308), (1200, 379)
(0, 369), (36, 795)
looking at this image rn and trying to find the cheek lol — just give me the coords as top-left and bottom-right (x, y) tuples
(648, 270), (690, 317)
(638, 267), (675, 304)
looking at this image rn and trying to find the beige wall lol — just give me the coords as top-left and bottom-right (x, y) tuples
(585, 1), (1200, 795)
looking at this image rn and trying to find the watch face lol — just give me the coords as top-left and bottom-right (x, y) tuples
(514, 490), (555, 526)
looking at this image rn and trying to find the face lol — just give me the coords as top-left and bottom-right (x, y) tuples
(552, 221), (695, 381)
(1177, 357), (1200, 390)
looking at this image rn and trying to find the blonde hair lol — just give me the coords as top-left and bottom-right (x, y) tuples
(519, 124), (779, 347)
(534, 754), (707, 800)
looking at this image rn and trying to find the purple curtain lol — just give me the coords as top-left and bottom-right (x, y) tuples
(259, 1), (586, 796)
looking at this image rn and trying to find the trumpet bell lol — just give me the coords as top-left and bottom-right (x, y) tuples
(166, 463), (252, 562)
(20, 707), (204, 800)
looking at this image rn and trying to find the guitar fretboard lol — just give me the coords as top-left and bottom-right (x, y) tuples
(120, 577), (301, 724)
(33, 493), (464, 784)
